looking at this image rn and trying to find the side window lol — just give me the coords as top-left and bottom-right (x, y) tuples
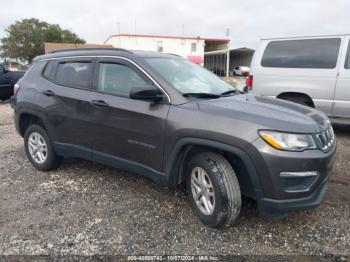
(55, 61), (92, 88)
(98, 63), (150, 97)
(42, 61), (56, 80)
(345, 40), (350, 69)
(191, 42), (197, 53)
(156, 41), (163, 52)
(261, 38), (341, 69)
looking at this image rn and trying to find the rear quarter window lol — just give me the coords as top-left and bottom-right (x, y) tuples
(261, 38), (341, 69)
(42, 60), (57, 80)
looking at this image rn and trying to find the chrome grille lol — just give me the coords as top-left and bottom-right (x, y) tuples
(315, 127), (335, 152)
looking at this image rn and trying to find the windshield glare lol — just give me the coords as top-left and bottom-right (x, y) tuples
(145, 57), (234, 94)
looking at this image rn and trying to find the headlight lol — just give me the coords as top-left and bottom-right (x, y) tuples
(259, 130), (316, 151)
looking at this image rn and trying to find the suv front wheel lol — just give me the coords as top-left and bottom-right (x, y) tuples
(24, 124), (62, 171)
(187, 152), (242, 228)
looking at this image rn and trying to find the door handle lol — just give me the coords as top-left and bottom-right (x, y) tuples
(42, 90), (55, 96)
(91, 100), (109, 107)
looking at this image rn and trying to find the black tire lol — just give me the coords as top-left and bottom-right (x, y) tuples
(24, 124), (62, 171)
(186, 152), (241, 228)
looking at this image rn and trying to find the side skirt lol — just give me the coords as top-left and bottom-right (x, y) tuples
(53, 142), (165, 184)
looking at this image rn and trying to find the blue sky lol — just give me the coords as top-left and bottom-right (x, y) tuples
(1, 0), (349, 49)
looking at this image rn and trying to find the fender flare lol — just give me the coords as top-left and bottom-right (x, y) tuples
(163, 137), (264, 200)
(16, 106), (52, 137)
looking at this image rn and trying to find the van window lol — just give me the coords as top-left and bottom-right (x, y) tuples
(345, 40), (350, 69)
(261, 38), (341, 69)
(42, 61), (56, 80)
(156, 41), (163, 53)
(191, 42), (197, 53)
(98, 63), (150, 97)
(55, 61), (92, 88)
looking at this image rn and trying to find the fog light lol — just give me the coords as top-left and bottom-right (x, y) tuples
(280, 171), (319, 191)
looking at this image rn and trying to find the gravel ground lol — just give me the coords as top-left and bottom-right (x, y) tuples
(0, 102), (349, 259)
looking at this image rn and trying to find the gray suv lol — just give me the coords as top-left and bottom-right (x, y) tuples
(11, 48), (336, 228)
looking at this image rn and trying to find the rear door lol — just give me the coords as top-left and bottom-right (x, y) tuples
(333, 36), (350, 117)
(38, 58), (95, 157)
(88, 57), (170, 172)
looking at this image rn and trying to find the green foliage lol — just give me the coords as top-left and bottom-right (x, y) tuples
(0, 18), (85, 63)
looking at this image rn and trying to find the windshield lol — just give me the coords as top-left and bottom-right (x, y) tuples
(145, 57), (234, 95)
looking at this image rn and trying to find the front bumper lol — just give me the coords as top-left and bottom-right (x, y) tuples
(258, 175), (329, 217)
(251, 137), (336, 217)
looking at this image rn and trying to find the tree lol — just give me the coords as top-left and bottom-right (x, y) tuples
(0, 18), (85, 63)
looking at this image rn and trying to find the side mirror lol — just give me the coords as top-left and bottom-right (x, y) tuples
(130, 86), (164, 102)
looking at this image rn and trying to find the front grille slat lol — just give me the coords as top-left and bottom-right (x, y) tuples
(315, 126), (335, 152)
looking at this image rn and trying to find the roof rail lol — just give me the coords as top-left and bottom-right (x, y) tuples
(49, 47), (132, 54)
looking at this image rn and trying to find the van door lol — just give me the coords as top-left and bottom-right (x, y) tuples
(333, 37), (350, 118)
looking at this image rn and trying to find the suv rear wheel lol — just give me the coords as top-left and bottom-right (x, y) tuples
(24, 124), (62, 171)
(186, 152), (241, 228)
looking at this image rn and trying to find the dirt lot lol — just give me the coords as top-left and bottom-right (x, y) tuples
(0, 102), (349, 258)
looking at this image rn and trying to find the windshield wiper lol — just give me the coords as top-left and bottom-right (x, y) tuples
(220, 89), (244, 96)
(183, 93), (221, 99)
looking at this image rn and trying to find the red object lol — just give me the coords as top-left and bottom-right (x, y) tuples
(246, 75), (253, 90)
(187, 56), (204, 64)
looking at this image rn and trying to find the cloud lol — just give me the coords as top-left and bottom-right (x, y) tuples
(1, 0), (349, 49)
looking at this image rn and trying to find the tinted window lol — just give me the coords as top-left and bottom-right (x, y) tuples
(345, 40), (350, 69)
(98, 63), (150, 97)
(42, 61), (56, 80)
(55, 61), (92, 88)
(262, 38), (341, 69)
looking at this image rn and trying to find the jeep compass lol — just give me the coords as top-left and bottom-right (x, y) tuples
(11, 48), (336, 228)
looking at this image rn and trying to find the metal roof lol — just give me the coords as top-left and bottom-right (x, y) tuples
(204, 47), (254, 55)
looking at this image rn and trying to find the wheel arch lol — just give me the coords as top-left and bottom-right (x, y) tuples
(17, 109), (50, 137)
(164, 138), (263, 200)
(277, 92), (315, 107)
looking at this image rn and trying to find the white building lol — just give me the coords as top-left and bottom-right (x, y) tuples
(104, 34), (229, 65)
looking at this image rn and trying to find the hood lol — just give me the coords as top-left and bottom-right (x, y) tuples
(197, 94), (330, 134)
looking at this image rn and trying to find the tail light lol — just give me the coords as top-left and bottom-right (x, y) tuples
(246, 75), (253, 90)
(14, 83), (21, 97)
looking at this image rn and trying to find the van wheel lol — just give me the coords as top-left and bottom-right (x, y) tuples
(24, 124), (62, 171)
(186, 152), (241, 228)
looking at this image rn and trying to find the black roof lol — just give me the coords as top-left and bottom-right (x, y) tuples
(33, 48), (179, 62)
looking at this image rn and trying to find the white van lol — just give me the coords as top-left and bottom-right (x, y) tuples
(249, 35), (350, 124)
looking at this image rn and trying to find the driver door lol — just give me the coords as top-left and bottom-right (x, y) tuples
(333, 37), (350, 117)
(88, 58), (170, 173)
